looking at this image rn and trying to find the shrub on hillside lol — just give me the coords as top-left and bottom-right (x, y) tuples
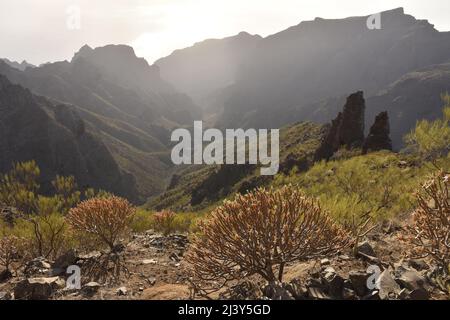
(153, 210), (176, 236)
(0, 161), (40, 214)
(404, 94), (450, 162)
(186, 186), (349, 294)
(67, 196), (136, 252)
(407, 171), (449, 269)
(0, 235), (28, 272)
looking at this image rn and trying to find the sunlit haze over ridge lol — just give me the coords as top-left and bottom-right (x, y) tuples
(1, 0), (450, 65)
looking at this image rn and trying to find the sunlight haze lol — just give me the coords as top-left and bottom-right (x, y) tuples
(1, 0), (449, 65)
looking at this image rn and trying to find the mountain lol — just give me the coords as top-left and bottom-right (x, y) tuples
(214, 8), (450, 132)
(0, 44), (203, 201)
(367, 63), (450, 148)
(0, 74), (136, 199)
(147, 121), (327, 210)
(302, 63), (450, 149)
(0, 58), (35, 71)
(155, 32), (262, 113)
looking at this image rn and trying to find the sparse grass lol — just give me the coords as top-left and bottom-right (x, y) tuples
(130, 209), (204, 234)
(273, 151), (450, 225)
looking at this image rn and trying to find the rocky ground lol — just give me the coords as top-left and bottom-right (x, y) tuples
(0, 219), (449, 301)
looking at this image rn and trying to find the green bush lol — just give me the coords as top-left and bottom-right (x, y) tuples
(404, 93), (450, 162)
(274, 151), (449, 225)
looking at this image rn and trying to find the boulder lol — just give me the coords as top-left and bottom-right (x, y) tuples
(81, 282), (102, 296)
(394, 267), (430, 300)
(14, 277), (65, 300)
(261, 282), (294, 300)
(348, 271), (370, 297)
(323, 270), (344, 298)
(24, 257), (52, 276)
(377, 270), (401, 300)
(0, 268), (12, 282)
(356, 241), (376, 258)
(52, 249), (78, 270)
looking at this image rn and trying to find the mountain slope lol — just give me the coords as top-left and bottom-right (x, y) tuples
(146, 121), (327, 210)
(155, 32), (262, 113)
(300, 63), (450, 149)
(216, 8), (450, 130)
(0, 58), (35, 71)
(0, 45), (203, 201)
(0, 74), (137, 199)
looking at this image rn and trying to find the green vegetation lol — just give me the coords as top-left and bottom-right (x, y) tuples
(404, 93), (450, 163)
(146, 122), (326, 211)
(130, 209), (201, 234)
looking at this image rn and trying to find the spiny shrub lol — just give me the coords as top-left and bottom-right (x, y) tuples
(0, 235), (28, 272)
(407, 171), (449, 269)
(67, 196), (136, 252)
(186, 185), (349, 293)
(153, 210), (176, 236)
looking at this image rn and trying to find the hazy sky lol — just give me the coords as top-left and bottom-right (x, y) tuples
(1, 0), (450, 65)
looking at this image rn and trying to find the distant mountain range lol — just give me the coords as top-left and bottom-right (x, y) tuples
(0, 45), (201, 202)
(0, 58), (35, 71)
(1, 7), (450, 202)
(0, 74), (136, 199)
(157, 8), (450, 148)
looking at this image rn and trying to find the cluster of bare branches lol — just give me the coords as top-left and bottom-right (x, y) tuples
(185, 185), (349, 296)
(0, 235), (29, 274)
(153, 210), (176, 236)
(67, 196), (136, 252)
(407, 171), (449, 269)
(67, 196), (135, 283)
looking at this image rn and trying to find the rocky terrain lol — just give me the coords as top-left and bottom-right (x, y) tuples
(0, 215), (447, 301)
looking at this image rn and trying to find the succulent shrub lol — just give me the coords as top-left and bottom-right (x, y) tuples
(67, 196), (136, 252)
(186, 185), (349, 293)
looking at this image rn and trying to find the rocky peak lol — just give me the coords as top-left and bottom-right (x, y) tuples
(72, 44), (94, 61)
(340, 91), (366, 147)
(314, 91), (366, 161)
(363, 111), (392, 154)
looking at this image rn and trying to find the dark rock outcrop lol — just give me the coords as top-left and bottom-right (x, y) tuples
(363, 111), (392, 154)
(315, 91), (366, 160)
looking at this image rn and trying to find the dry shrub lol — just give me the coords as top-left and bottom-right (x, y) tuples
(153, 210), (176, 236)
(67, 196), (136, 252)
(407, 171), (449, 269)
(186, 186), (349, 294)
(0, 235), (28, 272)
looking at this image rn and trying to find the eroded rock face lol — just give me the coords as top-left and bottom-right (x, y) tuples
(315, 91), (366, 161)
(363, 111), (392, 154)
(339, 91), (366, 148)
